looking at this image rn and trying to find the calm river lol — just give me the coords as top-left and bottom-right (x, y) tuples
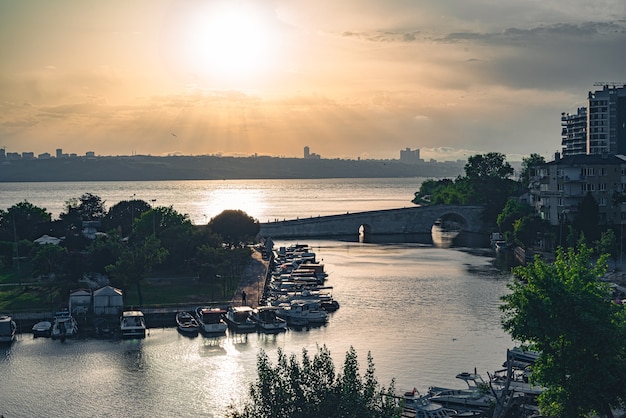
(0, 179), (515, 417)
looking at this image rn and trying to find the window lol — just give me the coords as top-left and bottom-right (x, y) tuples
(599, 183), (607, 191)
(557, 184), (563, 191)
(599, 197), (606, 206)
(582, 168), (596, 176)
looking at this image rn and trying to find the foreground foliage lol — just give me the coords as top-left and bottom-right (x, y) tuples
(228, 346), (400, 418)
(501, 244), (626, 417)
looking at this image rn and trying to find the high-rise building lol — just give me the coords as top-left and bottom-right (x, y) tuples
(561, 84), (626, 157)
(561, 108), (587, 156)
(399, 147), (421, 163)
(56, 148), (63, 159)
(587, 84), (626, 155)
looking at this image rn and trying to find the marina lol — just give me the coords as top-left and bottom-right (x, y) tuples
(0, 179), (515, 417)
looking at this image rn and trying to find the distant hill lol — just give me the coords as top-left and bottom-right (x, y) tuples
(0, 155), (465, 182)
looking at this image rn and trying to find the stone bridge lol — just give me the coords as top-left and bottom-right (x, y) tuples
(258, 205), (486, 239)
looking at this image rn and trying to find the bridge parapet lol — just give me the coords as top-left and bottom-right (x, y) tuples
(258, 205), (485, 239)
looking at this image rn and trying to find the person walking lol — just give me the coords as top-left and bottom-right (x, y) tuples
(241, 290), (247, 306)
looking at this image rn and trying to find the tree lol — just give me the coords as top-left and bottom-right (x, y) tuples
(496, 199), (534, 236)
(595, 229), (619, 270)
(573, 192), (600, 242)
(500, 244), (626, 417)
(519, 153), (546, 189)
(31, 243), (67, 279)
(464, 152), (514, 181)
(513, 214), (550, 249)
(102, 199), (151, 236)
(0, 201), (52, 242)
(105, 235), (168, 306)
(208, 210), (260, 246)
(228, 346), (399, 418)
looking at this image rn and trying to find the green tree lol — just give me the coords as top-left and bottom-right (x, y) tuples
(31, 243), (67, 279)
(133, 206), (195, 271)
(0, 201), (52, 242)
(496, 199), (534, 236)
(412, 178), (454, 204)
(228, 346), (399, 418)
(519, 153), (546, 189)
(595, 229), (619, 270)
(105, 235), (168, 306)
(208, 210), (260, 247)
(573, 192), (600, 242)
(102, 199), (151, 236)
(513, 214), (550, 249)
(464, 152), (514, 180)
(500, 244), (626, 417)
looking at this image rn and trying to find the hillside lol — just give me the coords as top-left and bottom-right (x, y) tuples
(0, 155), (465, 182)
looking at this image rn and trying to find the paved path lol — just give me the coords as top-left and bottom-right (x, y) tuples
(230, 249), (269, 308)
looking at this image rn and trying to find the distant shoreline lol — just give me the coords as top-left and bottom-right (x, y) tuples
(0, 155), (465, 182)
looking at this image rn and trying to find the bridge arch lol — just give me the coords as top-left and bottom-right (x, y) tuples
(258, 205), (486, 239)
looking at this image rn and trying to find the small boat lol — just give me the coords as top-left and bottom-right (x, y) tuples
(120, 310), (147, 339)
(0, 314), (17, 343)
(176, 311), (199, 336)
(32, 320), (52, 338)
(223, 306), (256, 333)
(250, 306), (287, 333)
(51, 311), (79, 341)
(195, 307), (227, 335)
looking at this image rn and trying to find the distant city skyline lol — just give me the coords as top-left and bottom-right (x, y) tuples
(1, 1), (625, 162)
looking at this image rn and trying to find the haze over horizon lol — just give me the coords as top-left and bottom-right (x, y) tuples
(1, 0), (625, 162)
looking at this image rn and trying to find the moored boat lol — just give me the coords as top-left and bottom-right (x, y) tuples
(428, 372), (495, 412)
(223, 306), (256, 333)
(277, 299), (328, 327)
(32, 320), (52, 338)
(176, 311), (200, 336)
(120, 310), (147, 339)
(195, 307), (227, 335)
(250, 306), (287, 333)
(51, 311), (79, 341)
(0, 314), (17, 343)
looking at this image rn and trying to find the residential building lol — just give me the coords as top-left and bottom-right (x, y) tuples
(587, 84), (626, 155)
(561, 108), (587, 156)
(399, 147), (422, 164)
(529, 153), (626, 226)
(560, 84), (626, 157)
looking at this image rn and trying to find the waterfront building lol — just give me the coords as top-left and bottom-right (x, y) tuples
(529, 153), (626, 226)
(0, 148), (5, 161)
(303, 146), (320, 159)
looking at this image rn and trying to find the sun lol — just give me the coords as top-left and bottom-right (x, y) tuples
(182, 2), (276, 83)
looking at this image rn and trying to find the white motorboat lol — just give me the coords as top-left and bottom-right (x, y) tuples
(250, 306), (287, 333)
(32, 320), (52, 338)
(176, 311), (199, 336)
(0, 314), (17, 343)
(223, 306), (256, 333)
(428, 372), (495, 412)
(277, 299), (328, 327)
(195, 307), (227, 335)
(51, 311), (79, 341)
(120, 310), (146, 339)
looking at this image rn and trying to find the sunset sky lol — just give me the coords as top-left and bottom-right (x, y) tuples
(1, 0), (625, 161)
